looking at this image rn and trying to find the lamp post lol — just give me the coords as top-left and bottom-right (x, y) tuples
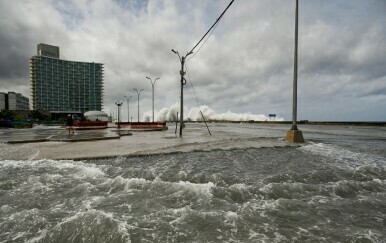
(124, 95), (132, 123)
(146, 76), (160, 123)
(133, 88), (144, 122)
(115, 101), (123, 129)
(285, 0), (304, 143)
(171, 49), (192, 136)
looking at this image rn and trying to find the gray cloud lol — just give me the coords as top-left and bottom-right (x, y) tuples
(0, 0), (385, 121)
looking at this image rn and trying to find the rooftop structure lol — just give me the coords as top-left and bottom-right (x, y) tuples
(37, 43), (59, 58)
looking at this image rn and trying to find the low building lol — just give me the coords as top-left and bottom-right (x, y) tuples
(0, 92), (29, 111)
(0, 92), (7, 110)
(8, 92), (29, 110)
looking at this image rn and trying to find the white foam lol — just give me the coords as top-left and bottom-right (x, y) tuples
(0, 159), (68, 169)
(273, 232), (288, 242)
(248, 229), (270, 241)
(352, 229), (383, 242)
(27, 229), (48, 243)
(145, 103), (284, 122)
(12, 231), (28, 241)
(28, 209), (132, 243)
(174, 180), (214, 197)
(104, 176), (215, 198)
(72, 164), (106, 178)
(224, 211), (238, 229)
(32, 125), (63, 129)
(300, 142), (386, 169)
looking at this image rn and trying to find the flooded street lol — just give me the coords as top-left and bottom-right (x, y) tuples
(1, 124), (386, 242)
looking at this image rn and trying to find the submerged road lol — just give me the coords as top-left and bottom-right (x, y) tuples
(0, 123), (293, 161)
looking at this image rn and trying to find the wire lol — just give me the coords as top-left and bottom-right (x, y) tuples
(185, 64), (212, 135)
(185, 65), (201, 109)
(187, 21), (220, 61)
(187, 0), (235, 58)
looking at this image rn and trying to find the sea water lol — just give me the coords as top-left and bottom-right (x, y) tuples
(0, 124), (385, 242)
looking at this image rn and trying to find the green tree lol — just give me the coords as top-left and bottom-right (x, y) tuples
(0, 109), (15, 120)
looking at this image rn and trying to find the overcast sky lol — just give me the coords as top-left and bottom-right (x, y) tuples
(0, 0), (385, 121)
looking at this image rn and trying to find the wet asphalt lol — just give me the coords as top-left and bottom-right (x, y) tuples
(0, 127), (122, 144)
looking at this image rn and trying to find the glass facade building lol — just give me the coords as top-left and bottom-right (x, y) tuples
(29, 49), (104, 113)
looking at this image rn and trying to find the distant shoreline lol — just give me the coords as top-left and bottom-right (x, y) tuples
(184, 120), (386, 126)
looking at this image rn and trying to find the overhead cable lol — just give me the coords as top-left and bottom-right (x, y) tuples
(187, 0), (235, 58)
(185, 64), (212, 135)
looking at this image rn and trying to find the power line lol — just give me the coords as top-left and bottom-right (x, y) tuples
(187, 21), (220, 61)
(185, 64), (211, 135)
(187, 0), (235, 58)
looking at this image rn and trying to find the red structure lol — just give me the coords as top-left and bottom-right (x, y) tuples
(116, 122), (168, 131)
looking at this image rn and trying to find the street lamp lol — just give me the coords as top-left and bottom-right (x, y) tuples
(285, 0), (304, 143)
(133, 88), (144, 122)
(171, 49), (192, 136)
(115, 101), (123, 129)
(124, 95), (132, 123)
(146, 76), (160, 123)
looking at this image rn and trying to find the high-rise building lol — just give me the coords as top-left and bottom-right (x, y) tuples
(30, 44), (104, 113)
(0, 92), (29, 111)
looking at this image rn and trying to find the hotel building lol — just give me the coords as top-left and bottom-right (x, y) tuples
(29, 43), (104, 113)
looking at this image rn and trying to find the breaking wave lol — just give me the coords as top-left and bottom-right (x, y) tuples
(141, 103), (284, 122)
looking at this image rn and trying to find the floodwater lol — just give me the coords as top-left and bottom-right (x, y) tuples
(0, 123), (386, 242)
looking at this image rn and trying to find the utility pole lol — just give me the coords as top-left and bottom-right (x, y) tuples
(146, 76), (160, 123)
(133, 88), (144, 122)
(124, 95), (132, 123)
(179, 56), (185, 136)
(169, 1), (234, 136)
(172, 49), (192, 136)
(285, 0), (304, 143)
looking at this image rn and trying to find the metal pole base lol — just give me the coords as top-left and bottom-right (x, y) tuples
(285, 129), (304, 143)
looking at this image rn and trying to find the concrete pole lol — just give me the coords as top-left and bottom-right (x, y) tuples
(146, 77), (160, 123)
(118, 105), (120, 128)
(133, 88), (143, 122)
(179, 56), (186, 136)
(152, 83), (154, 122)
(124, 95), (131, 123)
(285, 0), (304, 143)
(292, 0), (299, 131)
(171, 49), (189, 136)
